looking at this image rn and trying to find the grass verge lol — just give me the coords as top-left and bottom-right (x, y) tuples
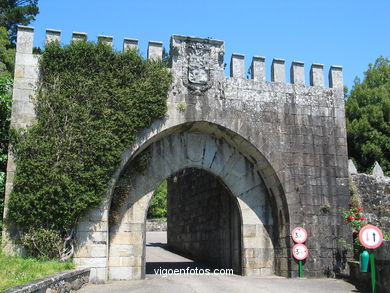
(0, 247), (74, 292)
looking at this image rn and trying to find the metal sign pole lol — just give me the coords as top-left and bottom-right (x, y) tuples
(370, 250), (376, 293)
(299, 260), (303, 278)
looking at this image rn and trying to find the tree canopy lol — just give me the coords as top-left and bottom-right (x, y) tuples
(0, 26), (14, 74)
(345, 57), (390, 175)
(0, 0), (39, 45)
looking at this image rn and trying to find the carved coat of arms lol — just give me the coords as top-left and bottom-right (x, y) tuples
(185, 44), (213, 93)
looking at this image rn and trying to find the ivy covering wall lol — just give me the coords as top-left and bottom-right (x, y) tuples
(7, 41), (171, 241)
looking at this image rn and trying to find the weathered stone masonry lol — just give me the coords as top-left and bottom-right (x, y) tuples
(3, 26), (350, 282)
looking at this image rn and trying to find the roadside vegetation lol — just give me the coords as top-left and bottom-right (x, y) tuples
(147, 180), (168, 219)
(0, 245), (74, 292)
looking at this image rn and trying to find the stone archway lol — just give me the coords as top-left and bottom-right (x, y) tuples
(107, 129), (284, 280)
(166, 167), (242, 275)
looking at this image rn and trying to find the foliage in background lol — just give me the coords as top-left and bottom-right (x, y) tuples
(6, 40), (171, 257)
(147, 180), (167, 219)
(0, 0), (39, 45)
(0, 74), (12, 230)
(345, 57), (390, 176)
(0, 245), (74, 291)
(0, 26), (15, 73)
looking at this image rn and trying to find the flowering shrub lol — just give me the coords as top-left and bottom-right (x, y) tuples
(341, 205), (367, 232)
(341, 205), (368, 258)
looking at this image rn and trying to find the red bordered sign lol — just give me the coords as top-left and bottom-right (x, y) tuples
(359, 224), (383, 249)
(292, 243), (309, 260)
(291, 227), (308, 244)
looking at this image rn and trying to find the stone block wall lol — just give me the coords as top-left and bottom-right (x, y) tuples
(167, 168), (241, 274)
(350, 173), (390, 231)
(146, 219), (167, 232)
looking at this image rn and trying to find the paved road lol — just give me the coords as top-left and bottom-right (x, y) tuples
(79, 232), (360, 293)
(145, 231), (211, 274)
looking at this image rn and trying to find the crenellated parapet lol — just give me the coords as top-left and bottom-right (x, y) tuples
(17, 27), (163, 61)
(230, 54), (342, 89)
(19, 27), (343, 90)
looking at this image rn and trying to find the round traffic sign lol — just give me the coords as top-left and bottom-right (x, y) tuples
(292, 243), (309, 260)
(359, 224), (383, 249)
(291, 227), (308, 244)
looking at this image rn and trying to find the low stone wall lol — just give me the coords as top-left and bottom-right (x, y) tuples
(350, 173), (390, 231)
(2, 268), (90, 293)
(376, 241), (390, 293)
(349, 241), (390, 293)
(146, 219), (167, 232)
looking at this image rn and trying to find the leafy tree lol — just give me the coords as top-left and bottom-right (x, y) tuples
(0, 0), (39, 45)
(0, 73), (12, 228)
(147, 180), (167, 219)
(0, 26), (15, 74)
(345, 57), (390, 175)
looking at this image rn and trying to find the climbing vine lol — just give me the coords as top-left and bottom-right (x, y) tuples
(6, 40), (171, 255)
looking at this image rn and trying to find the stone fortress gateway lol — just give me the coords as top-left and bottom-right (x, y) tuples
(3, 26), (350, 282)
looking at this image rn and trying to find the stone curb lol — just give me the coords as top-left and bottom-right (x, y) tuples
(2, 268), (90, 293)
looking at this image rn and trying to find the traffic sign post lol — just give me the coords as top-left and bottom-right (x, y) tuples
(359, 224), (384, 293)
(291, 227), (308, 278)
(291, 227), (308, 244)
(292, 244), (308, 277)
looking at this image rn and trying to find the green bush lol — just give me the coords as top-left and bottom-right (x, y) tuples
(6, 40), (171, 249)
(20, 228), (64, 259)
(0, 74), (12, 230)
(147, 180), (167, 219)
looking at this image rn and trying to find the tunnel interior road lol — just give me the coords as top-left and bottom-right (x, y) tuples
(145, 231), (215, 275)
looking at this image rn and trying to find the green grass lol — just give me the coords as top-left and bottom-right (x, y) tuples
(0, 247), (74, 292)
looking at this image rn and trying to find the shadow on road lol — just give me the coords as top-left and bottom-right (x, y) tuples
(146, 242), (167, 248)
(146, 241), (215, 274)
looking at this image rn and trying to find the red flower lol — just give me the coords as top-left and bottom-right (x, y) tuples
(355, 213), (359, 216)
(349, 216), (354, 220)
(358, 208), (363, 211)
(360, 217), (365, 220)
(345, 220), (349, 224)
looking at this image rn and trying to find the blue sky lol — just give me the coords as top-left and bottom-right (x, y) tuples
(30, 0), (390, 90)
